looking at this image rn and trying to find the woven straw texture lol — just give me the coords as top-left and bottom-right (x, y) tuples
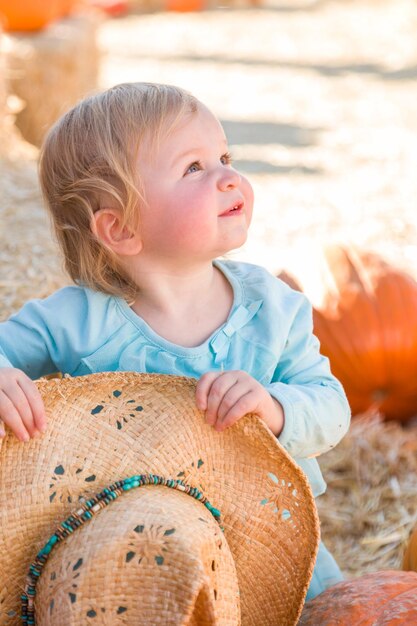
(0, 372), (319, 625)
(36, 486), (240, 625)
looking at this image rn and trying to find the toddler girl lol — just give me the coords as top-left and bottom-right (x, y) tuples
(0, 82), (350, 599)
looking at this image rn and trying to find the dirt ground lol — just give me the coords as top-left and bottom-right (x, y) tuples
(1, 0), (417, 583)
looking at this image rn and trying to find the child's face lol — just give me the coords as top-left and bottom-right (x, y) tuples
(135, 104), (254, 265)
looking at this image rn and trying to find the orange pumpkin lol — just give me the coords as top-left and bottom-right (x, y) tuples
(299, 570), (417, 625)
(0, 0), (68, 31)
(60, 0), (78, 16)
(166, 0), (204, 11)
(403, 527), (417, 572)
(86, 0), (128, 17)
(281, 247), (417, 422)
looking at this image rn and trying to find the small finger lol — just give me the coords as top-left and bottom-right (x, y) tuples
(0, 393), (31, 442)
(195, 371), (222, 411)
(205, 373), (239, 426)
(216, 382), (252, 423)
(3, 383), (37, 437)
(215, 391), (255, 432)
(18, 377), (47, 433)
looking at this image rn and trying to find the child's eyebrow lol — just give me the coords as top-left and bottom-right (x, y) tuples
(171, 141), (229, 167)
(171, 148), (199, 167)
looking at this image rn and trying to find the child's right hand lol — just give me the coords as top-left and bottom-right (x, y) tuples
(0, 368), (47, 442)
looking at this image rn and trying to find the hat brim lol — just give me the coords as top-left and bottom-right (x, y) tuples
(0, 372), (319, 625)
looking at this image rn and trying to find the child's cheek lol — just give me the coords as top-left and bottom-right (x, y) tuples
(242, 177), (254, 224)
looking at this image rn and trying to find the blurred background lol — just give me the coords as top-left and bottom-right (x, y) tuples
(1, 0), (417, 587)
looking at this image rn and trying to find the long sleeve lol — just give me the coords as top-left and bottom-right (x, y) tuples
(266, 294), (351, 460)
(0, 286), (116, 379)
(0, 299), (59, 377)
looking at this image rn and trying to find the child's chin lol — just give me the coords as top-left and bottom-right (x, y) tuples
(234, 230), (250, 248)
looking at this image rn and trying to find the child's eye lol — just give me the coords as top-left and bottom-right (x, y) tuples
(185, 161), (202, 175)
(221, 152), (233, 165)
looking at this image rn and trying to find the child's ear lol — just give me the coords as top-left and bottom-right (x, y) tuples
(91, 208), (142, 255)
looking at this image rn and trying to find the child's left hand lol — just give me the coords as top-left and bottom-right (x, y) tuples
(196, 370), (285, 436)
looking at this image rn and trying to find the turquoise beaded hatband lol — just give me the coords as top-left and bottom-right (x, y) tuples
(21, 473), (221, 625)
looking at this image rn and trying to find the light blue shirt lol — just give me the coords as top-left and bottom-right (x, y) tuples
(0, 260), (350, 496)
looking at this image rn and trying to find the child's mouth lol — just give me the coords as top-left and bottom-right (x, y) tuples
(219, 201), (244, 217)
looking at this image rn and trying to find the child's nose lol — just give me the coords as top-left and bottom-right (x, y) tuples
(218, 167), (242, 191)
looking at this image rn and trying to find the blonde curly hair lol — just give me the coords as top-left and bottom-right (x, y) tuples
(39, 82), (198, 301)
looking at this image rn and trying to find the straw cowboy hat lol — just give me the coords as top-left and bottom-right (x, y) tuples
(0, 373), (319, 625)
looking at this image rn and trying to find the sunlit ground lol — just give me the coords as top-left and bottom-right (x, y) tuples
(99, 0), (417, 282)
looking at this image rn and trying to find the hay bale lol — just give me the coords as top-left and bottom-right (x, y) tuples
(0, 31), (6, 116)
(1, 27), (67, 319)
(0, 28), (13, 148)
(3, 12), (101, 147)
(0, 143), (68, 320)
(127, 0), (165, 11)
(317, 415), (417, 578)
(0, 29), (34, 158)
